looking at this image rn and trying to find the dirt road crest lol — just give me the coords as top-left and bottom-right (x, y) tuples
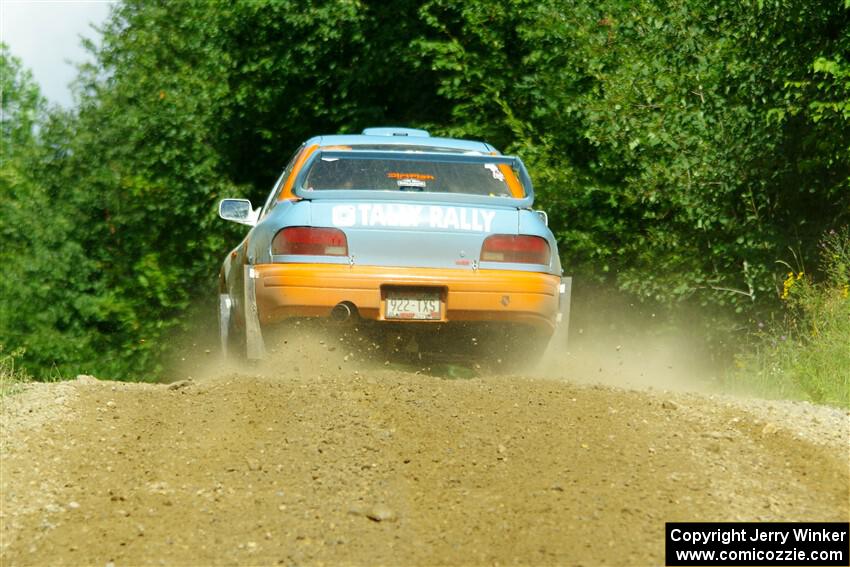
(1, 370), (847, 566)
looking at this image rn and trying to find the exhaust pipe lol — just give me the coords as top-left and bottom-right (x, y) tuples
(330, 302), (354, 322)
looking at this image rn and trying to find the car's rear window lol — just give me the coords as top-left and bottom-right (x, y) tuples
(302, 156), (520, 197)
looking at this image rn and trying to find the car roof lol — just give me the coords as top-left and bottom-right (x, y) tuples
(306, 131), (497, 154)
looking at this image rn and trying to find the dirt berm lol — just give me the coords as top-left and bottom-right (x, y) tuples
(1, 338), (848, 566)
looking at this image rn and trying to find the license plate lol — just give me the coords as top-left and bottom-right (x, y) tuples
(385, 289), (442, 320)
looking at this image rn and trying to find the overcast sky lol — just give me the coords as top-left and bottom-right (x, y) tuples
(1, 0), (114, 107)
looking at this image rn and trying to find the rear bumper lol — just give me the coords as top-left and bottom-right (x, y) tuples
(253, 263), (561, 333)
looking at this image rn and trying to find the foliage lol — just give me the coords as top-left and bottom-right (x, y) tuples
(416, 0), (850, 312)
(731, 229), (850, 407)
(1, 1), (848, 382)
(1, 46), (42, 157)
(0, 345), (33, 397)
(1, 45), (103, 376)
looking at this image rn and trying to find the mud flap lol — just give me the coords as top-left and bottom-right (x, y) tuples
(547, 276), (572, 354)
(244, 266), (266, 360)
(219, 294), (232, 358)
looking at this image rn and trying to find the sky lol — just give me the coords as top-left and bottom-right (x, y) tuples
(1, 0), (114, 108)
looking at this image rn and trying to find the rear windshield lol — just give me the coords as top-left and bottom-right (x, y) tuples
(302, 156), (520, 197)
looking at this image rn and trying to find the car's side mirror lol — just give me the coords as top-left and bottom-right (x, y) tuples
(218, 199), (259, 226)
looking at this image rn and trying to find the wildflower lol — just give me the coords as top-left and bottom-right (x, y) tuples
(781, 271), (795, 300)
(781, 271), (804, 299)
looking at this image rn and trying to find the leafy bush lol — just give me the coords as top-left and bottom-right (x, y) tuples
(731, 229), (850, 407)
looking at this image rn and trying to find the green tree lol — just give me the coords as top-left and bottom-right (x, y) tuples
(1, 45), (103, 376)
(417, 0), (850, 313)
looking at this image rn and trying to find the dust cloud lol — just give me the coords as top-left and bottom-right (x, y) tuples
(170, 301), (723, 398)
(538, 325), (719, 393)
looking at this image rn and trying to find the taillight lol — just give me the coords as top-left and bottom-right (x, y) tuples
(480, 235), (550, 265)
(272, 227), (348, 256)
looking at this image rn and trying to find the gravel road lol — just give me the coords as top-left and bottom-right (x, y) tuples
(1, 328), (848, 566)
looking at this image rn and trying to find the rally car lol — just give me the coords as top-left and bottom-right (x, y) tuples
(217, 127), (571, 365)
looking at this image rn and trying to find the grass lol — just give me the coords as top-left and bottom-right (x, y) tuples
(730, 229), (850, 408)
(0, 346), (32, 397)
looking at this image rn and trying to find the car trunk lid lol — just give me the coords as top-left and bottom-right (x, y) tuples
(307, 199), (519, 270)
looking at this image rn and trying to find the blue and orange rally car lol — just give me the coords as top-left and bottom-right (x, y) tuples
(218, 127), (571, 366)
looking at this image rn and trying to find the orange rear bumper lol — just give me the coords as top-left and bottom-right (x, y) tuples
(253, 263), (560, 333)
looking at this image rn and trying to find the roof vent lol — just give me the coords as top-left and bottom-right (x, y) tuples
(361, 127), (430, 137)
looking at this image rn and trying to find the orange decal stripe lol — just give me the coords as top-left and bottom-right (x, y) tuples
(498, 164), (525, 198)
(278, 144), (318, 201)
